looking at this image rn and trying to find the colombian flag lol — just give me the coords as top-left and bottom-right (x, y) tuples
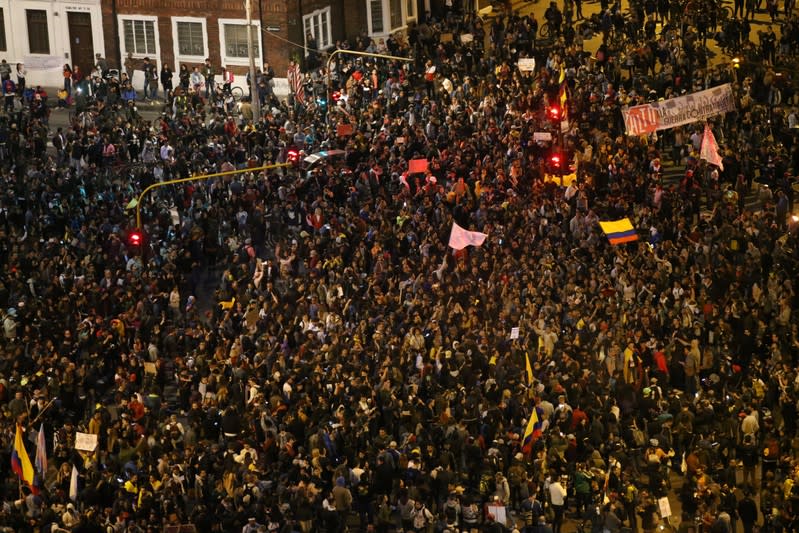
(11, 424), (35, 492)
(521, 406), (543, 455)
(599, 218), (639, 245)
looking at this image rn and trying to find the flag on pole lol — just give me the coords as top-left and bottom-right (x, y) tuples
(525, 352), (534, 386)
(11, 424), (35, 490)
(69, 464), (79, 502)
(35, 423), (47, 486)
(448, 222), (488, 250)
(521, 406), (543, 455)
(599, 218), (639, 245)
(558, 66), (569, 130)
(287, 61), (305, 106)
(699, 123), (724, 170)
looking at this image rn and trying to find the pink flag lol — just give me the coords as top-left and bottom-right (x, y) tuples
(700, 124), (724, 171)
(448, 222), (488, 250)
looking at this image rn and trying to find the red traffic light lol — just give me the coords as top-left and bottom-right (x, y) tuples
(547, 106), (562, 122)
(287, 147), (300, 166)
(550, 154), (562, 167)
(128, 230), (143, 246)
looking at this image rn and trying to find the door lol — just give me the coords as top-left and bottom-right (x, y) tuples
(68, 12), (94, 73)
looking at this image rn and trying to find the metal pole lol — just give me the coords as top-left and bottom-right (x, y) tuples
(135, 163), (290, 229)
(325, 49), (413, 122)
(246, 0), (261, 120)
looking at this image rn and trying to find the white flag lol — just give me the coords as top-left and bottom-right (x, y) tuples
(69, 464), (79, 502)
(448, 222), (488, 250)
(700, 124), (724, 171)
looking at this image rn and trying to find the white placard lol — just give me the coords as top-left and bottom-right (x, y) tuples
(486, 504), (508, 526)
(75, 432), (98, 452)
(517, 58), (536, 72)
(658, 496), (672, 518)
(23, 55), (63, 70)
(533, 132), (553, 142)
(510, 327), (520, 340)
(460, 33), (474, 44)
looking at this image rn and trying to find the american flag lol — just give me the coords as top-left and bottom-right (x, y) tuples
(287, 62), (305, 106)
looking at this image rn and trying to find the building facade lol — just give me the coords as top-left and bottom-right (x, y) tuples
(6, 0), (422, 89)
(0, 0), (105, 89)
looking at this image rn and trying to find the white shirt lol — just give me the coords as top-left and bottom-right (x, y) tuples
(549, 481), (567, 506)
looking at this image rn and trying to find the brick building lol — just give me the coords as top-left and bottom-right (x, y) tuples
(99, 0), (425, 81)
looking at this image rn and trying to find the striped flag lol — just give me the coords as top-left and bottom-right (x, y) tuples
(287, 61), (305, 106)
(599, 218), (639, 245)
(521, 405), (543, 455)
(11, 424), (35, 491)
(558, 66), (569, 130)
(35, 423), (47, 488)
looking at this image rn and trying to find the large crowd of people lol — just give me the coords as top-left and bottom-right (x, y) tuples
(1, 1), (799, 532)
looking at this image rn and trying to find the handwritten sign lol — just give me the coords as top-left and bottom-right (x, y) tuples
(460, 33), (474, 44)
(533, 132), (553, 142)
(144, 362), (157, 375)
(658, 497), (672, 518)
(75, 432), (98, 452)
(510, 327), (520, 340)
(517, 58), (536, 72)
(440, 33), (453, 43)
(408, 159), (429, 174)
(337, 123), (354, 137)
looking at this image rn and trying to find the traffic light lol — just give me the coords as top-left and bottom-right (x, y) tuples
(128, 229), (143, 247)
(286, 147), (300, 166)
(547, 105), (562, 123)
(549, 153), (564, 174)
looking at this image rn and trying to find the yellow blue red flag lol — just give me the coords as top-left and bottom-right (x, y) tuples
(599, 218), (639, 245)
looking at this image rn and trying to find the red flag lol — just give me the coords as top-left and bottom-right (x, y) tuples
(700, 124), (724, 170)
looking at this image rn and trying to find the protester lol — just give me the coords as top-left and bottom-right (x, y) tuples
(1, 3), (799, 533)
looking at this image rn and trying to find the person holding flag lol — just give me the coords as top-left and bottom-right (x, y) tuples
(11, 423), (35, 493)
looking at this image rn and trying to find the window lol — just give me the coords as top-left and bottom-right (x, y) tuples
(369, 0), (384, 34)
(26, 10), (50, 54)
(176, 21), (204, 56)
(223, 23), (259, 59)
(406, 0), (416, 20)
(389, 0), (403, 30)
(303, 7), (332, 51)
(0, 9), (6, 51)
(123, 19), (157, 55)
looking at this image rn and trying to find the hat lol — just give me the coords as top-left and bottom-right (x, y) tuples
(6, 308), (16, 317)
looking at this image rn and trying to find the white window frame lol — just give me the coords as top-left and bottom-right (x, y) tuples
(302, 7), (332, 53)
(218, 18), (261, 68)
(406, 0), (417, 22)
(366, 0), (385, 36)
(171, 17), (208, 66)
(118, 15), (159, 59)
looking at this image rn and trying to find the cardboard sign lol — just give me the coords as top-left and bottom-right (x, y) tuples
(337, 123), (354, 137)
(408, 159), (429, 174)
(75, 432), (98, 452)
(658, 496), (672, 518)
(144, 362), (158, 375)
(517, 58), (536, 72)
(440, 33), (454, 43)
